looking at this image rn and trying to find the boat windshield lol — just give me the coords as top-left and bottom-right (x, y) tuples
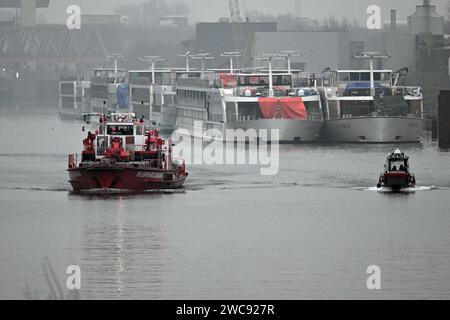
(388, 159), (408, 172)
(107, 125), (134, 136)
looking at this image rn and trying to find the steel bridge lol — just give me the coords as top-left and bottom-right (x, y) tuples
(0, 25), (109, 67)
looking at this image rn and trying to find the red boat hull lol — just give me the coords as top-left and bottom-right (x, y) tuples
(68, 165), (188, 192)
(379, 172), (415, 190)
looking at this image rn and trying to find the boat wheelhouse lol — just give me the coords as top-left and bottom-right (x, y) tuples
(175, 70), (324, 142)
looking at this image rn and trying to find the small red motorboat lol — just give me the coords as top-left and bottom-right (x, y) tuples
(68, 113), (188, 192)
(377, 149), (416, 191)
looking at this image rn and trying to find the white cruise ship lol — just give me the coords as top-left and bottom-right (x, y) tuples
(175, 70), (324, 142)
(320, 53), (424, 143)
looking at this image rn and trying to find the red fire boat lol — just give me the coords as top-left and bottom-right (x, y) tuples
(68, 113), (188, 192)
(377, 149), (416, 191)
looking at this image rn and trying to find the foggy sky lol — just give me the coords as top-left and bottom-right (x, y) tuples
(22, 0), (450, 24)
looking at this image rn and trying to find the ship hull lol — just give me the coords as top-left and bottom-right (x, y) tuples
(177, 119), (323, 143)
(322, 117), (423, 143)
(378, 172), (415, 191)
(227, 119), (323, 143)
(68, 166), (187, 191)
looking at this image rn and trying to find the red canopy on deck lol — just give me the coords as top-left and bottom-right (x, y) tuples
(258, 97), (307, 120)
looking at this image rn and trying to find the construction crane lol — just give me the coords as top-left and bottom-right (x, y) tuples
(228, 0), (243, 22)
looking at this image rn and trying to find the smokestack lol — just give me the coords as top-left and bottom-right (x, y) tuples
(391, 10), (397, 33)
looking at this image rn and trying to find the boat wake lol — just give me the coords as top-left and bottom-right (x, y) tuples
(71, 188), (186, 196)
(362, 186), (442, 193)
(0, 186), (70, 192)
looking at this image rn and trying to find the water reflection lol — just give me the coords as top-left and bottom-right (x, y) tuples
(115, 197), (125, 292)
(80, 195), (166, 299)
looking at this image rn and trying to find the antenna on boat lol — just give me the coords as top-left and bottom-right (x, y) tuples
(139, 56), (167, 84)
(255, 54), (286, 97)
(221, 51), (242, 74)
(178, 51), (192, 72)
(354, 52), (390, 96)
(192, 53), (215, 78)
(279, 50), (301, 74)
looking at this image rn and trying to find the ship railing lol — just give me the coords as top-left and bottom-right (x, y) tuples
(68, 154), (78, 169)
(91, 76), (126, 85)
(392, 86), (422, 98)
(130, 78), (174, 86)
(292, 73), (325, 87)
(172, 158), (186, 172)
(330, 84), (423, 98)
(172, 158), (186, 166)
(338, 113), (422, 119)
(234, 88), (296, 98)
(133, 145), (147, 152)
(81, 159), (163, 168)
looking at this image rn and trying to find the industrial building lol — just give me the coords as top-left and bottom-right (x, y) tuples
(195, 21), (277, 68)
(193, 0), (450, 115)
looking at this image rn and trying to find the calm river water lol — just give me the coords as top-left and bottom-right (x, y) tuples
(0, 103), (449, 299)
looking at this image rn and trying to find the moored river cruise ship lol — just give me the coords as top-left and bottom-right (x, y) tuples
(58, 74), (91, 120)
(320, 53), (424, 143)
(175, 71), (324, 143)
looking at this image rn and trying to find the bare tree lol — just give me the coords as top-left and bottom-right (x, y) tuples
(115, 0), (190, 26)
(322, 15), (355, 32)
